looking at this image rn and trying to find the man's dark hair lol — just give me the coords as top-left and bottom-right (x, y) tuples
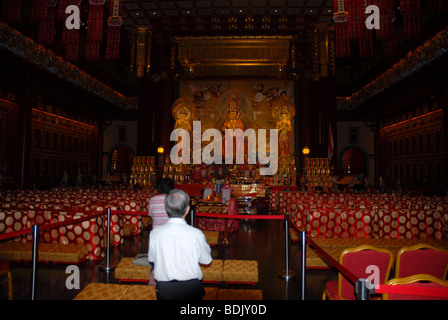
(158, 178), (174, 194)
(164, 189), (190, 218)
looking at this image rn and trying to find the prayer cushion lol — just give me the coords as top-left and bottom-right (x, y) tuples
(115, 257), (151, 282)
(73, 283), (129, 300)
(222, 260), (258, 284)
(201, 259), (223, 283)
(119, 285), (157, 300)
(47, 244), (89, 264)
(217, 289), (263, 300)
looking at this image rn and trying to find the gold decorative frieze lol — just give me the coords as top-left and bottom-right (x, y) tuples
(175, 36), (293, 77)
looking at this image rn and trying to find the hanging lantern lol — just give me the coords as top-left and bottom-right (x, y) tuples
(106, 0), (123, 60)
(86, 0), (106, 61)
(302, 146), (310, 155)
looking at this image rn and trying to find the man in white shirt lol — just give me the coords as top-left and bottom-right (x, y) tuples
(148, 189), (212, 300)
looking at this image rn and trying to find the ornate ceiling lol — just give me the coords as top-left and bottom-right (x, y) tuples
(2, 0), (448, 109)
(121, 0), (334, 33)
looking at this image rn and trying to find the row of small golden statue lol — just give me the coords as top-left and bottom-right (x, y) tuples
(301, 157), (333, 192)
(130, 156), (157, 188)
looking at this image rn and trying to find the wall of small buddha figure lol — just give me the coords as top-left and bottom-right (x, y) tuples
(30, 106), (99, 186)
(379, 107), (446, 191)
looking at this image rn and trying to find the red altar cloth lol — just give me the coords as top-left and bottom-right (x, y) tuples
(197, 199), (239, 232)
(175, 184), (204, 196)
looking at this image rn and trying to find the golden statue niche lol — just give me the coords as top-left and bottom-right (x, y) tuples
(172, 96), (194, 157)
(222, 89), (245, 132)
(172, 96), (194, 132)
(272, 93), (295, 156)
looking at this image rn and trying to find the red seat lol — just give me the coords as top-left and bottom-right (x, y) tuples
(395, 244), (448, 279)
(0, 260), (13, 300)
(322, 245), (393, 300)
(383, 274), (448, 300)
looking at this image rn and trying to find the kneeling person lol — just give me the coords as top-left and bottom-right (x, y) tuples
(148, 189), (212, 300)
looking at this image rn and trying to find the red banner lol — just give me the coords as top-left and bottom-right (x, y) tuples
(30, 0), (48, 23)
(0, 0), (21, 23)
(38, 1), (57, 45)
(60, 0), (81, 61)
(400, 0), (421, 39)
(86, 0), (106, 61)
(374, 0), (396, 56)
(106, 0), (123, 60)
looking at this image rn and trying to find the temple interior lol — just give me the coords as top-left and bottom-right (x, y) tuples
(0, 0), (448, 304)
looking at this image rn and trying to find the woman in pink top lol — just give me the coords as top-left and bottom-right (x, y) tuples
(148, 178), (174, 229)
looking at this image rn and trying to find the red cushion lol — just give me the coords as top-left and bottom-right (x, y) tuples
(399, 249), (448, 279)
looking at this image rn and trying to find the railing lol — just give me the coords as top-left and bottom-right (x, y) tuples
(3, 205), (447, 300)
(288, 215), (448, 300)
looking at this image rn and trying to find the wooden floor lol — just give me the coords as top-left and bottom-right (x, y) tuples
(0, 217), (337, 300)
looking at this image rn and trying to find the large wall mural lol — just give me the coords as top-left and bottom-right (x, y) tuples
(178, 80), (295, 155)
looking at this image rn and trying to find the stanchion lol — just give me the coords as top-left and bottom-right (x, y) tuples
(278, 215), (297, 281)
(355, 278), (373, 300)
(98, 208), (116, 272)
(300, 230), (306, 300)
(190, 204), (195, 227)
(31, 224), (39, 300)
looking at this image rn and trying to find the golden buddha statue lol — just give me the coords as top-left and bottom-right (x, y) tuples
(172, 96), (194, 157)
(222, 91), (245, 132)
(272, 94), (295, 156)
(222, 109), (245, 132)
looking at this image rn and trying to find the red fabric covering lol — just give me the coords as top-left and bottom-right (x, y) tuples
(86, 0), (105, 61)
(398, 248), (448, 279)
(175, 184), (204, 196)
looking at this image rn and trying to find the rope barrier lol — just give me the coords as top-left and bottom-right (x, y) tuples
(195, 212), (285, 220)
(376, 284), (448, 298)
(305, 236), (358, 285)
(0, 208), (150, 299)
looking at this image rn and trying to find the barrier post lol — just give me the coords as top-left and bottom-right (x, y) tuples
(278, 215), (297, 281)
(355, 278), (371, 300)
(190, 204), (195, 227)
(98, 208), (116, 272)
(300, 230), (306, 300)
(31, 224), (39, 300)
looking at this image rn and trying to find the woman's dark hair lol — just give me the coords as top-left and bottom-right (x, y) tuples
(158, 178), (174, 194)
